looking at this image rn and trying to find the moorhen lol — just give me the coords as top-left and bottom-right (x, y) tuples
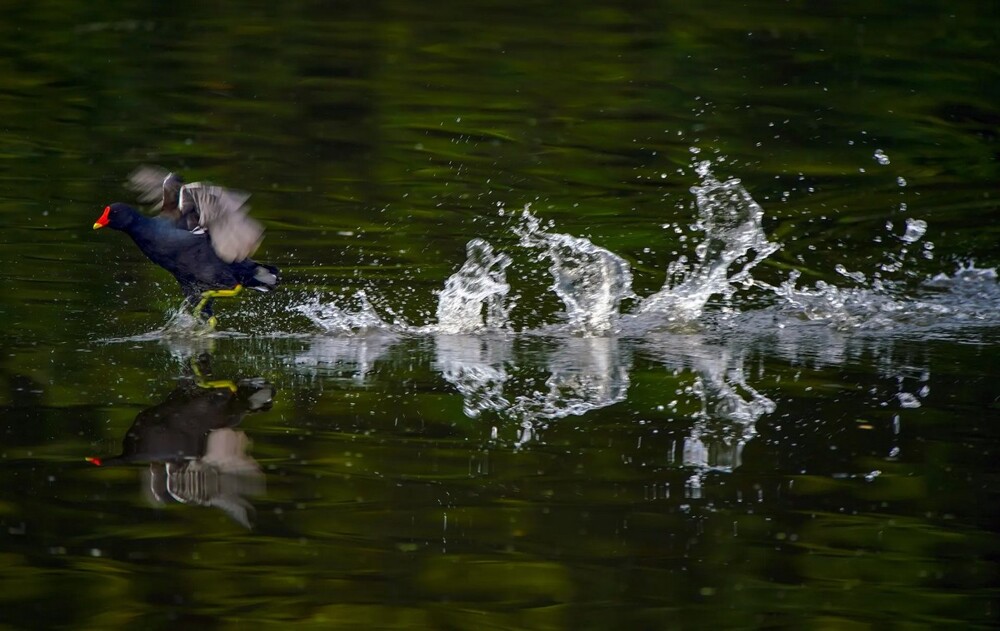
(93, 166), (280, 328)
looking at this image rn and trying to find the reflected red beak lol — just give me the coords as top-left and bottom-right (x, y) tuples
(85, 457), (102, 466)
(93, 206), (110, 230)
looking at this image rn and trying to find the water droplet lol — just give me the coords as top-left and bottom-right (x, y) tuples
(835, 264), (867, 284)
(901, 218), (927, 244)
(873, 149), (890, 165)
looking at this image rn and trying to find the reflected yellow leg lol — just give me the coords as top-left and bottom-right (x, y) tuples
(189, 357), (237, 392)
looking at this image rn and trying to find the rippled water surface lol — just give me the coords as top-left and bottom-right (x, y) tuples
(1, 1), (998, 628)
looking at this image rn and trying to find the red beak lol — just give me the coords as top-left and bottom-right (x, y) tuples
(93, 206), (110, 230)
(85, 456), (102, 466)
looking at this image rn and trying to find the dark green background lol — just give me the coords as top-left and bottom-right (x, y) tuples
(0, 0), (997, 628)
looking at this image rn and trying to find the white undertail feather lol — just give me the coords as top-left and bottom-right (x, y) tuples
(254, 266), (278, 289)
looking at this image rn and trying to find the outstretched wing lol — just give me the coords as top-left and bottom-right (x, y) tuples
(178, 182), (264, 263)
(127, 165), (185, 217)
(127, 165), (170, 209)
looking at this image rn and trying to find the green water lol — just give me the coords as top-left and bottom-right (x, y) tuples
(1, 1), (998, 628)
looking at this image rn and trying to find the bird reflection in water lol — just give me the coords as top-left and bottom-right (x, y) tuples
(87, 354), (271, 528)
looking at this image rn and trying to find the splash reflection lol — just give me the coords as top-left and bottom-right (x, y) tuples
(680, 353), (775, 495)
(434, 330), (776, 477)
(434, 334), (632, 446)
(508, 336), (631, 422)
(433, 334), (513, 417)
(288, 332), (400, 382)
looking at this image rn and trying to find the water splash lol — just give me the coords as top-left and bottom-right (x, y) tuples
(925, 260), (997, 289)
(433, 239), (512, 334)
(515, 209), (634, 335)
(760, 260), (1000, 334)
(287, 291), (399, 380)
(754, 207), (1000, 334)
(635, 161), (779, 325)
(835, 264), (867, 284)
(877, 217), (933, 275)
(765, 270), (909, 329)
(100, 304), (227, 345)
(294, 290), (387, 334)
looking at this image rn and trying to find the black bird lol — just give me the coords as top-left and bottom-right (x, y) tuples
(93, 166), (279, 327)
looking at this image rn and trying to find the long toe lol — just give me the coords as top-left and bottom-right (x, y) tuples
(196, 315), (218, 335)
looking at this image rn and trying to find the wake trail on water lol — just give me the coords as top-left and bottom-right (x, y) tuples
(288, 160), (998, 341)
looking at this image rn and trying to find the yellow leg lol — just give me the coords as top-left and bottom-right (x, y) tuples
(194, 284), (243, 314)
(210, 284), (244, 299)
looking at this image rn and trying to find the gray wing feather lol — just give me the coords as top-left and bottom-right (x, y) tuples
(179, 182), (263, 263)
(127, 165), (172, 211)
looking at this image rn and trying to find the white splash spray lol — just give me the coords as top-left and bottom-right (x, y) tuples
(293, 290), (387, 334)
(515, 209), (634, 335)
(433, 239), (512, 334)
(636, 161), (779, 325)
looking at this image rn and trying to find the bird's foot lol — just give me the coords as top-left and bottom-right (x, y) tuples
(190, 284), (242, 332)
(181, 309), (217, 336)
